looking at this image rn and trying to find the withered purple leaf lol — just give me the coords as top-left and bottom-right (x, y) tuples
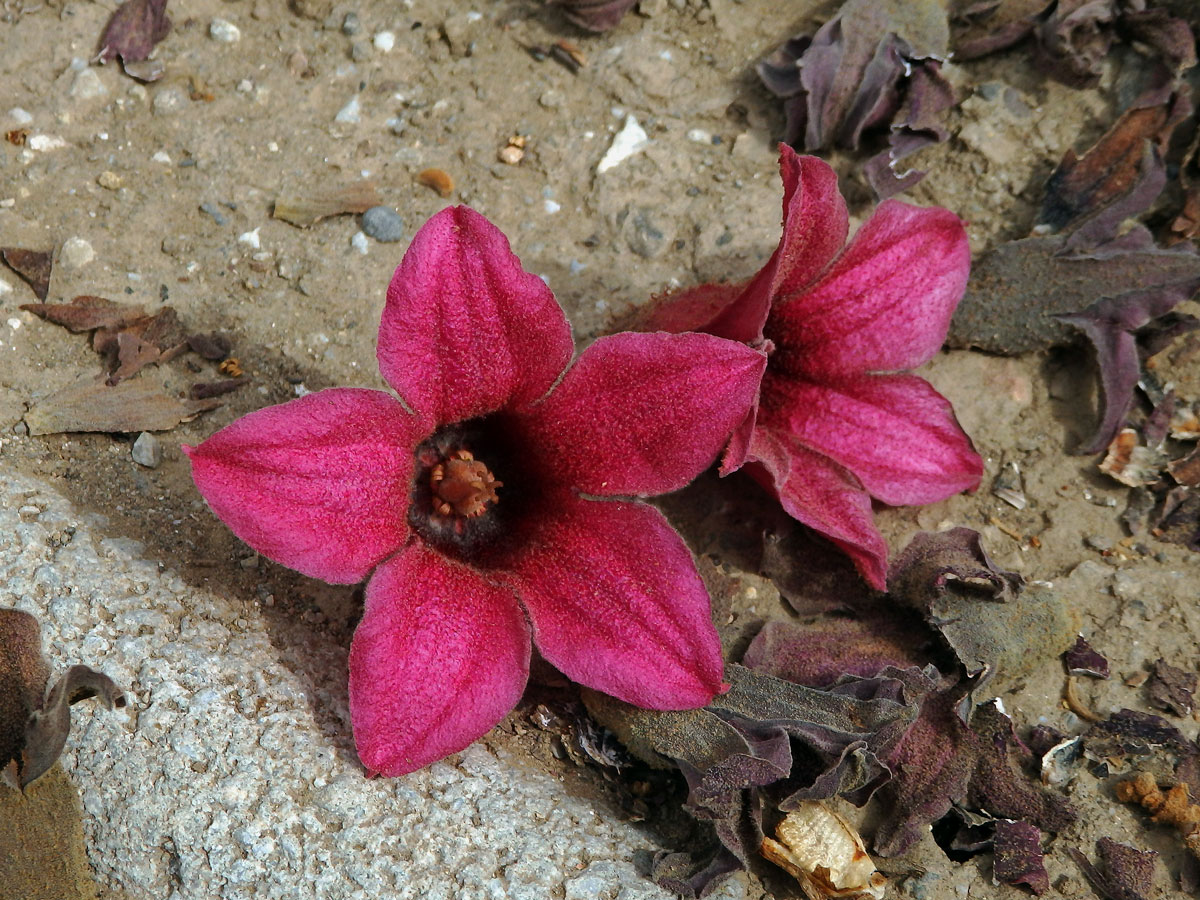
(761, 523), (877, 617)
(757, 0), (951, 186)
(97, 0), (171, 66)
(1, 609), (125, 791)
(1064, 634), (1110, 678)
(1082, 708), (1200, 793)
(1069, 838), (1157, 900)
(864, 61), (958, 200)
(1147, 659), (1197, 717)
(948, 232), (1200, 453)
(1, 247), (53, 301)
(993, 819), (1049, 895)
(546, 0), (637, 32)
(1152, 487), (1200, 550)
(951, 0), (1049, 59)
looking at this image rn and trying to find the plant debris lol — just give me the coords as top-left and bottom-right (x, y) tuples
(759, 801), (886, 899)
(1, 247), (53, 300)
(415, 168), (455, 198)
(993, 819), (1049, 895)
(24, 376), (220, 435)
(1064, 635), (1110, 679)
(547, 0), (637, 32)
(757, 0), (954, 197)
(96, 0), (171, 82)
(272, 181), (382, 227)
(1147, 659), (1197, 717)
(1069, 838), (1157, 900)
(1116, 772), (1200, 863)
(1, 609), (126, 791)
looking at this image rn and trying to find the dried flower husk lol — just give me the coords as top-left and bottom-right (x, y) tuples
(760, 801), (886, 900)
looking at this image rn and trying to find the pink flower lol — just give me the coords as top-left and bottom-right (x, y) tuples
(639, 147), (983, 589)
(186, 207), (766, 776)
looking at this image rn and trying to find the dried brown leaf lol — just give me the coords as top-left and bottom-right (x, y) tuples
(24, 376), (220, 435)
(1, 247), (53, 301)
(20, 296), (147, 333)
(272, 182), (381, 227)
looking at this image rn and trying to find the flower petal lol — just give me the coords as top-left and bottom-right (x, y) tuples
(521, 332), (766, 496)
(377, 206), (574, 426)
(764, 373), (984, 507)
(185, 388), (421, 584)
(630, 149), (847, 344)
(349, 544), (531, 776)
(768, 199), (970, 377)
(499, 494), (724, 709)
(746, 426), (889, 590)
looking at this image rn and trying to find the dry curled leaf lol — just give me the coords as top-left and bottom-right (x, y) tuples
(1, 247), (53, 301)
(21, 296), (147, 333)
(1, 609), (125, 791)
(273, 182), (381, 227)
(24, 375), (220, 435)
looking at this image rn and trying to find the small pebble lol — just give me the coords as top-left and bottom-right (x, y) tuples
(350, 41), (371, 62)
(350, 231), (369, 254)
(543, 199), (561, 214)
(60, 237), (96, 270)
(498, 145), (523, 165)
(209, 18), (242, 42)
(7, 107), (33, 126)
(151, 150), (172, 164)
(1086, 534), (1114, 552)
(97, 171), (124, 190)
(335, 95), (361, 123)
(238, 228), (261, 249)
(152, 88), (186, 116)
(131, 432), (163, 468)
(341, 11), (360, 34)
(0, 279), (13, 297)
(200, 201), (228, 225)
(539, 89), (565, 109)
(361, 206), (405, 242)
(71, 68), (108, 100)
(18, 505), (40, 522)
(28, 134), (67, 152)
(373, 31), (395, 52)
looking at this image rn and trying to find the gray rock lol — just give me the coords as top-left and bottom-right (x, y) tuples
(131, 432), (163, 468)
(60, 237), (96, 270)
(341, 11), (360, 34)
(621, 207), (673, 259)
(0, 470), (743, 900)
(361, 206), (404, 243)
(200, 202), (228, 226)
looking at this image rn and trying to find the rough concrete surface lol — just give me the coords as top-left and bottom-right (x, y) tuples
(1, 468), (744, 900)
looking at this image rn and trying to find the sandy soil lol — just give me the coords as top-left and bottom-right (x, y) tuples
(2, 0), (1198, 897)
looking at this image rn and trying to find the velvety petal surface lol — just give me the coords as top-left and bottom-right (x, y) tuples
(522, 332), (766, 497)
(185, 388), (422, 584)
(377, 206), (574, 427)
(768, 199), (969, 378)
(632, 281), (748, 335)
(764, 373), (983, 507)
(349, 544), (531, 776)
(704, 149), (849, 343)
(499, 494), (724, 709)
(745, 426), (889, 590)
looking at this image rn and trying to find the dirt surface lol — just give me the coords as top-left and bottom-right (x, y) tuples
(2, 0), (1199, 898)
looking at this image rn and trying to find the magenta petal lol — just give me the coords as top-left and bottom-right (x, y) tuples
(377, 206), (574, 426)
(349, 544), (531, 776)
(523, 332), (766, 496)
(634, 281), (748, 335)
(746, 426), (889, 590)
(185, 389), (422, 584)
(767, 373), (984, 507)
(501, 494), (724, 709)
(770, 200), (970, 377)
(705, 148), (850, 343)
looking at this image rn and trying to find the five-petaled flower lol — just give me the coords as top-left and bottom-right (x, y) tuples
(638, 147), (983, 589)
(186, 207), (766, 776)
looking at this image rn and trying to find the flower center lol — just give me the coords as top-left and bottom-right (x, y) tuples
(430, 450), (502, 519)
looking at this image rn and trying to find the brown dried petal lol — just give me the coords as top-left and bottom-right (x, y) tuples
(187, 332), (232, 360)
(108, 331), (162, 384)
(20, 296), (148, 333)
(97, 0), (171, 64)
(1064, 635), (1110, 679)
(24, 376), (220, 435)
(1, 248), (53, 301)
(273, 182), (381, 227)
(1147, 659), (1197, 717)
(1070, 838), (1157, 900)
(21, 665), (125, 789)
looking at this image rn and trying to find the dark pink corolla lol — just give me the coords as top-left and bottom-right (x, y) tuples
(640, 147), (983, 590)
(186, 207), (766, 776)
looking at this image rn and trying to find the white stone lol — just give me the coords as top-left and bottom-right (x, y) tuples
(59, 236), (96, 270)
(597, 115), (650, 174)
(28, 134), (68, 152)
(209, 18), (242, 42)
(350, 230), (369, 254)
(131, 432), (163, 468)
(151, 150), (172, 164)
(70, 68), (108, 100)
(372, 31), (395, 52)
(7, 106), (33, 126)
(238, 228), (261, 250)
(335, 95), (361, 124)
(0, 280), (13, 298)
